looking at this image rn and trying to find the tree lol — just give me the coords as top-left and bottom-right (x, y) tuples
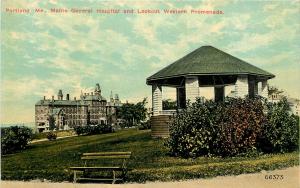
(134, 98), (148, 123)
(48, 115), (56, 131)
(268, 85), (284, 96)
(117, 103), (134, 127)
(117, 98), (148, 127)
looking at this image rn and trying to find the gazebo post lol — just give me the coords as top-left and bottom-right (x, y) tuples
(254, 81), (259, 96)
(234, 75), (249, 98)
(176, 87), (186, 109)
(152, 84), (162, 116)
(185, 76), (199, 103)
(258, 80), (268, 98)
(214, 86), (225, 102)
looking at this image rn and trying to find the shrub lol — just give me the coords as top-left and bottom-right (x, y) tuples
(73, 126), (82, 135)
(1, 126), (33, 155)
(258, 98), (299, 153)
(46, 132), (57, 141)
(87, 124), (113, 135)
(73, 124), (113, 136)
(167, 97), (266, 158)
(167, 99), (220, 158)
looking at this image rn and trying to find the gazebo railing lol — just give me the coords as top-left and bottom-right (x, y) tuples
(159, 110), (177, 115)
(159, 110), (177, 116)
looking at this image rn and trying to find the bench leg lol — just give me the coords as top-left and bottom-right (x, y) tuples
(73, 171), (77, 183)
(112, 170), (116, 184)
(122, 168), (127, 178)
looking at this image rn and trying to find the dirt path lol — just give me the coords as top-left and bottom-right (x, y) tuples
(1, 166), (299, 188)
(30, 135), (77, 143)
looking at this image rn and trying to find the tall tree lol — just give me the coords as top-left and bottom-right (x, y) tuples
(133, 98), (148, 123)
(48, 115), (56, 131)
(117, 98), (147, 127)
(268, 85), (284, 96)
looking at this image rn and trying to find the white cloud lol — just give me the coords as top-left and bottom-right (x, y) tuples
(1, 77), (46, 102)
(227, 32), (275, 53)
(263, 2), (298, 29)
(245, 51), (299, 66)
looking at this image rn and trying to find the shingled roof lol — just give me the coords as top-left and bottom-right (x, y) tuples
(147, 46), (275, 84)
(35, 100), (88, 106)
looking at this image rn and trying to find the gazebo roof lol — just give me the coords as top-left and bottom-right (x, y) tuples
(147, 46), (275, 84)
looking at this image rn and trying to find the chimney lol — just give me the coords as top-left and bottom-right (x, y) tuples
(43, 96), (46, 100)
(66, 94), (70, 100)
(52, 96), (54, 101)
(58, 89), (63, 100)
(74, 97), (76, 101)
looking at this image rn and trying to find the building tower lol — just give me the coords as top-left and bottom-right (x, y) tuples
(58, 89), (63, 100)
(114, 94), (119, 103)
(95, 83), (101, 96)
(110, 91), (114, 103)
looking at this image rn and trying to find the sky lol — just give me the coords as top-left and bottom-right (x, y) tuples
(1, 0), (300, 124)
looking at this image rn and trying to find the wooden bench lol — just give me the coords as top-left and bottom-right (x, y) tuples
(70, 152), (132, 184)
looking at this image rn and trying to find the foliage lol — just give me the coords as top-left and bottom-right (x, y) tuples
(1, 129), (298, 182)
(167, 99), (220, 158)
(117, 103), (135, 127)
(1, 126), (33, 155)
(48, 115), (56, 131)
(73, 125), (85, 135)
(167, 98), (266, 157)
(117, 98), (148, 127)
(46, 132), (57, 141)
(73, 124), (113, 136)
(268, 85), (284, 96)
(162, 99), (177, 110)
(134, 98), (148, 124)
(258, 97), (299, 153)
(167, 97), (299, 158)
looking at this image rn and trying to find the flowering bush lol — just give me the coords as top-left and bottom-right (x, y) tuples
(216, 98), (265, 157)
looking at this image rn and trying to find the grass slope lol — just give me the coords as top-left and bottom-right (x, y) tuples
(1, 129), (299, 182)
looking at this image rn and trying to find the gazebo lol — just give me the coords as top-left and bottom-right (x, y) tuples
(146, 45), (275, 137)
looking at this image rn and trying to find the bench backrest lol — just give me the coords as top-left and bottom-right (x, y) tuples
(81, 152), (131, 160)
(81, 152), (131, 168)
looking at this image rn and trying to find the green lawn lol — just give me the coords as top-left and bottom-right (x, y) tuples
(1, 129), (299, 182)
